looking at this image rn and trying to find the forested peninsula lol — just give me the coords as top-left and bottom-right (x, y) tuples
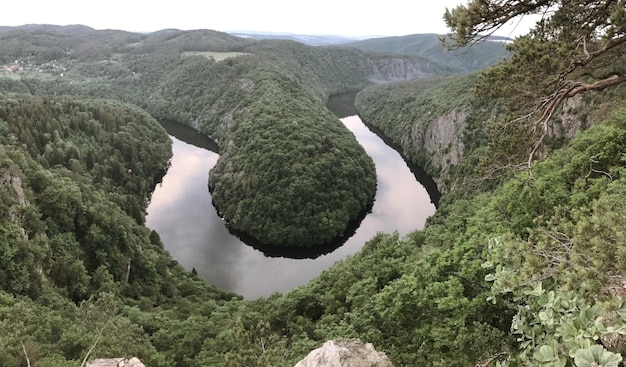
(2, 4), (626, 365)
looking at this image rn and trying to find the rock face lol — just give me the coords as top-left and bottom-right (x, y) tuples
(409, 107), (468, 193)
(294, 339), (394, 367)
(367, 57), (446, 83)
(553, 95), (591, 139)
(86, 358), (145, 367)
(0, 167), (28, 240)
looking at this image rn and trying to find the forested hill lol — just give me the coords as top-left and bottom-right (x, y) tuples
(0, 25), (452, 247)
(3, 11), (624, 366)
(3, 88), (625, 366)
(0, 94), (230, 302)
(343, 33), (511, 73)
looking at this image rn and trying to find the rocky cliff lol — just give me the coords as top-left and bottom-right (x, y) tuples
(366, 57), (454, 84)
(354, 76), (485, 195)
(407, 106), (468, 192)
(354, 71), (603, 197)
(1, 166), (28, 240)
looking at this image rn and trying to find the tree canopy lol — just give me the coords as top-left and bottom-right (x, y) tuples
(444, 0), (626, 170)
(0, 26), (453, 248)
(1, 24), (626, 367)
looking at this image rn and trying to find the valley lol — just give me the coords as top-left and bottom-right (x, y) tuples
(1, 8), (625, 365)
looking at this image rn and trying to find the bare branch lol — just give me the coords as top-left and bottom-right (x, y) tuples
(20, 340), (31, 367)
(475, 352), (510, 367)
(524, 73), (626, 173)
(80, 327), (104, 367)
(529, 228), (603, 278)
(584, 154), (613, 180)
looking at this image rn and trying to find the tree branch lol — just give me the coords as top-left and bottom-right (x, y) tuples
(475, 352), (510, 367)
(20, 340), (31, 367)
(80, 327), (104, 367)
(444, 0), (626, 178)
(525, 74), (626, 173)
(443, 0), (554, 48)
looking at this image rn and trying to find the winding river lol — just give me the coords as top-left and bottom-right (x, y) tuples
(146, 95), (436, 299)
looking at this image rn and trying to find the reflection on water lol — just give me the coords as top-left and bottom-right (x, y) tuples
(146, 113), (436, 299)
(159, 119), (219, 152)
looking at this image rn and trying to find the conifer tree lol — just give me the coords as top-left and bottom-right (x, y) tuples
(443, 0), (626, 170)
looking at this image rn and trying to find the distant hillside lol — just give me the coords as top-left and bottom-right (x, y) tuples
(343, 33), (511, 73)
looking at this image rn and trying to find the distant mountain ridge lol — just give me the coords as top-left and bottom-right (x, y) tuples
(229, 31), (368, 46)
(226, 31), (511, 72)
(0, 23), (94, 35)
(343, 33), (511, 73)
(0, 25), (507, 73)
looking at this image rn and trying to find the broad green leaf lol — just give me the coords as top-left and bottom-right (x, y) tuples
(574, 345), (622, 367)
(534, 344), (558, 363)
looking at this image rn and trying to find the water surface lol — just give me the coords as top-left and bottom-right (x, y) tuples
(146, 113), (436, 298)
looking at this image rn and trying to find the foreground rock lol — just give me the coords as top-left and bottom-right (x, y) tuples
(294, 339), (394, 367)
(87, 358), (145, 367)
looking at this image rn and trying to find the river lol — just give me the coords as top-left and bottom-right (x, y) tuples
(146, 99), (436, 299)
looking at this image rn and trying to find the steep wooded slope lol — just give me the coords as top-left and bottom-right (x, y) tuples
(2, 93), (625, 367)
(0, 94), (234, 300)
(355, 74), (498, 194)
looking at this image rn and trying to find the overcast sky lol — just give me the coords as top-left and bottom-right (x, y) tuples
(0, 0), (535, 38)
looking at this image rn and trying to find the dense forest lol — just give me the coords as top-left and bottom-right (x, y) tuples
(1, 1), (626, 364)
(0, 25), (454, 247)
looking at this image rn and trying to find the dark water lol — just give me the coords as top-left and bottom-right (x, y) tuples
(146, 103), (436, 299)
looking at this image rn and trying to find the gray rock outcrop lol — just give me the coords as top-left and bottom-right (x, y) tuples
(368, 57), (444, 83)
(0, 167), (28, 240)
(86, 358), (145, 367)
(294, 339), (394, 367)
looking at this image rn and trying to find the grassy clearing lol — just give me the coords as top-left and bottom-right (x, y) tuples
(1, 71), (60, 80)
(0, 72), (22, 80)
(181, 51), (250, 61)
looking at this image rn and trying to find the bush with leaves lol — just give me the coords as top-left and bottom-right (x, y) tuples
(481, 108), (626, 366)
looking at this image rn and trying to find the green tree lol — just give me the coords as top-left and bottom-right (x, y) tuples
(221, 318), (286, 367)
(0, 298), (37, 367)
(443, 0), (626, 170)
(478, 109), (626, 366)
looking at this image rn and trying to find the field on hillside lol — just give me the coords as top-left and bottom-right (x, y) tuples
(181, 51), (250, 61)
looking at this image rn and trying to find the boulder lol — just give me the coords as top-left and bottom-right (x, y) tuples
(86, 357), (145, 367)
(294, 339), (394, 367)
